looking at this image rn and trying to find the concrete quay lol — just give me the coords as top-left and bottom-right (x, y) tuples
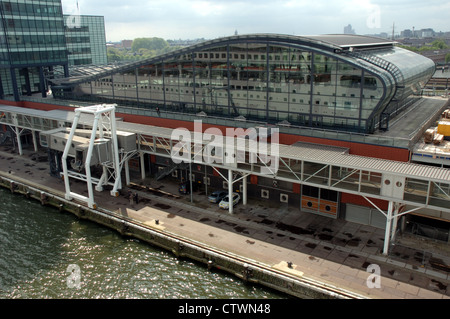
(0, 146), (449, 299)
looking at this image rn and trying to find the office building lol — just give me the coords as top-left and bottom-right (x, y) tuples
(0, 0), (107, 101)
(0, 0), (68, 100)
(64, 14), (107, 66)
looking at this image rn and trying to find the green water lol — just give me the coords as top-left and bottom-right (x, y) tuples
(0, 188), (285, 299)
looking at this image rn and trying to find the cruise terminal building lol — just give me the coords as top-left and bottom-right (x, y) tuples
(2, 34), (450, 248)
(51, 34), (435, 134)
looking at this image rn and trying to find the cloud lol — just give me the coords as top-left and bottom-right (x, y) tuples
(61, 0), (450, 41)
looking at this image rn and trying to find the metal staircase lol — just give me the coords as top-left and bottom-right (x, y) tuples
(0, 131), (12, 145)
(155, 161), (188, 181)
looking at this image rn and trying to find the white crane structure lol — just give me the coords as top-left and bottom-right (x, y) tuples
(61, 104), (122, 209)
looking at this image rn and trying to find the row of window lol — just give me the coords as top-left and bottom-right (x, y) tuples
(3, 17), (64, 31)
(97, 72), (378, 92)
(95, 81), (373, 96)
(2, 34), (65, 46)
(177, 51), (335, 63)
(71, 58), (92, 66)
(1, 2), (62, 17)
(6, 49), (67, 64)
(67, 47), (91, 55)
(94, 86), (371, 108)
(65, 36), (90, 44)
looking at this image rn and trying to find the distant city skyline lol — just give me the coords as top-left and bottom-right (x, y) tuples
(62, 0), (450, 42)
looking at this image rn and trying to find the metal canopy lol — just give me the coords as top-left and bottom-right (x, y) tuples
(1, 104), (450, 212)
(2, 103), (450, 254)
(1, 104), (450, 184)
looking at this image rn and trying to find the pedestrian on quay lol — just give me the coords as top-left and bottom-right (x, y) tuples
(128, 190), (133, 204)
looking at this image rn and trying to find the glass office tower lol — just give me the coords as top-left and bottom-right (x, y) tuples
(0, 0), (69, 101)
(64, 15), (107, 66)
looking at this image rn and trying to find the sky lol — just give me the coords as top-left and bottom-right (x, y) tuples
(61, 0), (450, 42)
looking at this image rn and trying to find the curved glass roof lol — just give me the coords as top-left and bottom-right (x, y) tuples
(48, 33), (435, 134)
(49, 34), (403, 87)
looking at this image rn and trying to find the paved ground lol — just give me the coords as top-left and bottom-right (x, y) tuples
(1, 145), (449, 299)
(434, 69), (450, 79)
(374, 96), (448, 139)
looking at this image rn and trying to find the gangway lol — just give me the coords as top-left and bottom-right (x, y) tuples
(60, 104), (122, 209)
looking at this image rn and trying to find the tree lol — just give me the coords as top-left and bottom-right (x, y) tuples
(107, 47), (122, 63)
(107, 37), (181, 63)
(445, 53), (450, 64)
(131, 37), (169, 52)
(430, 40), (448, 50)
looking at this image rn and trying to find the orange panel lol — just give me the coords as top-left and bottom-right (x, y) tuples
(319, 199), (338, 216)
(301, 196), (319, 210)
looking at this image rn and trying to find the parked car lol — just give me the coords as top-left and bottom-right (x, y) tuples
(208, 190), (227, 203)
(219, 192), (240, 209)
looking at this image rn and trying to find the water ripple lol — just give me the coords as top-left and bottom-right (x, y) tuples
(0, 188), (285, 299)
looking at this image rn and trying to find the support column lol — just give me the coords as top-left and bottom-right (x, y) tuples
(32, 130), (38, 152)
(12, 114), (23, 155)
(39, 67), (47, 98)
(125, 159), (130, 186)
(95, 166), (108, 192)
(391, 203), (402, 240)
(15, 126), (22, 155)
(189, 160), (193, 203)
(23, 68), (32, 96)
(109, 109), (122, 196)
(63, 64), (70, 78)
(140, 152), (145, 180)
(62, 112), (81, 201)
(204, 165), (208, 196)
(10, 67), (20, 102)
(228, 169), (233, 214)
(0, 71), (4, 99)
(391, 204), (399, 241)
(84, 113), (101, 209)
(242, 174), (247, 205)
(383, 201), (394, 255)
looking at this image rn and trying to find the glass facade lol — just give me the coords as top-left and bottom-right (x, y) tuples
(0, 1), (107, 101)
(52, 35), (435, 133)
(0, 0), (68, 100)
(64, 15), (107, 66)
(0, 0), (67, 66)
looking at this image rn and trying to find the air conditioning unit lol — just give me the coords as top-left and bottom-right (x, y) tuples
(280, 193), (288, 203)
(203, 176), (210, 185)
(223, 181), (229, 189)
(261, 189), (269, 199)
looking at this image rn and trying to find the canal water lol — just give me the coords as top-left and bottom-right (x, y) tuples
(0, 187), (286, 299)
